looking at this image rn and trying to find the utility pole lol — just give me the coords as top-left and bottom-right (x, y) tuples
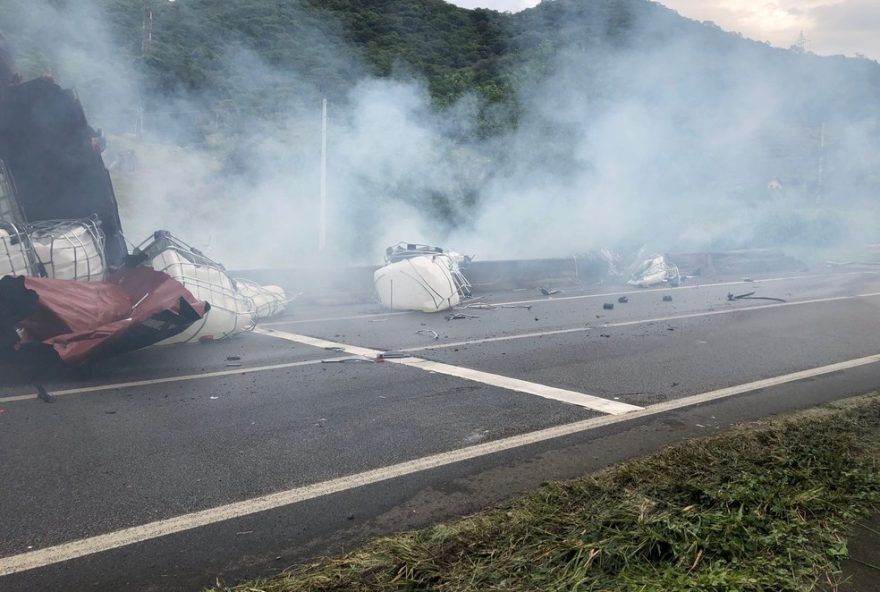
(319, 98), (328, 251)
(137, 0), (154, 137)
(817, 122), (825, 202)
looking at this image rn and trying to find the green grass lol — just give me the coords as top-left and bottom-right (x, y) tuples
(208, 395), (880, 592)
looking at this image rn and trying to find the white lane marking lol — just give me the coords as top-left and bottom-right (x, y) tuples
(493, 270), (880, 307)
(401, 292), (880, 353)
(254, 328), (640, 414)
(3, 351), (879, 577)
(260, 310), (411, 327)
(393, 358), (641, 414)
(0, 358), (344, 405)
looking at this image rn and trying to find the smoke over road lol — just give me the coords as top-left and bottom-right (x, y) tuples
(2, 0), (878, 267)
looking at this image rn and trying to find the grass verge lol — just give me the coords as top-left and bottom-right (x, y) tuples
(209, 395), (880, 592)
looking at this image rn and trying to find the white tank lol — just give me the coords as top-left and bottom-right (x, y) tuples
(0, 224), (34, 278)
(374, 254), (464, 312)
(30, 218), (106, 282)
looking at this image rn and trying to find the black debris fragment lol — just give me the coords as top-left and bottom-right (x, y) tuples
(618, 296), (629, 304)
(376, 352), (409, 361)
(603, 303), (614, 310)
(727, 292), (786, 303)
(446, 313), (479, 321)
(663, 295), (673, 302)
(226, 355), (241, 361)
(36, 385), (53, 403)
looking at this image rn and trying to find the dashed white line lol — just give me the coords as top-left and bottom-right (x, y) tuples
(254, 327), (640, 414)
(402, 292), (880, 353)
(0, 357), (342, 404)
(3, 351), (879, 577)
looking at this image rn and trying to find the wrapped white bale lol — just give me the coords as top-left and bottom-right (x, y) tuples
(374, 254), (464, 312)
(236, 280), (287, 319)
(149, 248), (256, 344)
(0, 223), (34, 278)
(30, 218), (106, 282)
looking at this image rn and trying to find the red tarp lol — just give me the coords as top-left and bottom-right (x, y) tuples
(0, 267), (208, 365)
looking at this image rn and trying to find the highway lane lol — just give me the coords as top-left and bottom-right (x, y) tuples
(1, 268), (879, 591)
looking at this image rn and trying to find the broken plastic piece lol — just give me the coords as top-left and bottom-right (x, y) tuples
(540, 287), (561, 296)
(416, 329), (439, 340)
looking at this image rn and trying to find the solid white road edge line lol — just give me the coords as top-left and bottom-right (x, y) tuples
(2, 351), (879, 577)
(254, 327), (641, 414)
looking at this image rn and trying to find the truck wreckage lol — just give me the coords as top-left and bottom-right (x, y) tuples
(0, 41), (286, 365)
(374, 242), (472, 312)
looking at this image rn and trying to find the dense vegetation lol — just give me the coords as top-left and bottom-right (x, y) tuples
(4, 0), (880, 135)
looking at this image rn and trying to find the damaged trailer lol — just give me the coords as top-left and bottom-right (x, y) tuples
(0, 39), (286, 364)
(374, 242), (472, 312)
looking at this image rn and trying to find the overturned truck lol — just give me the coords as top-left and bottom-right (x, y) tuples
(0, 35), (286, 365)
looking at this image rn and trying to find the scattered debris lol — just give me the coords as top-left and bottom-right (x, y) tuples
(742, 277), (754, 282)
(540, 288), (561, 296)
(446, 313), (479, 321)
(35, 385), (53, 403)
(209, 396), (219, 400)
(376, 352), (409, 361)
(663, 295), (673, 302)
(603, 303), (614, 310)
(374, 242), (471, 312)
(368, 318), (388, 323)
(225, 363), (242, 367)
(464, 303), (496, 310)
(727, 292), (786, 303)
(617, 296), (629, 304)
(324, 346), (345, 352)
(321, 358), (373, 364)
(600, 334), (611, 338)
(628, 254), (681, 287)
(226, 356), (241, 361)
(416, 329), (439, 340)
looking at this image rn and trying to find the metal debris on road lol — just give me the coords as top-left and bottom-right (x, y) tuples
(540, 288), (561, 296)
(225, 363), (242, 367)
(416, 329), (440, 340)
(321, 358), (374, 364)
(36, 385), (53, 403)
(376, 352), (410, 361)
(663, 295), (673, 302)
(603, 303), (614, 310)
(618, 296), (629, 303)
(727, 292), (787, 303)
(324, 346), (345, 352)
(226, 356), (241, 361)
(446, 313), (479, 321)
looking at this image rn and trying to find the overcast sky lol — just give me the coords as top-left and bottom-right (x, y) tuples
(447, 0), (880, 60)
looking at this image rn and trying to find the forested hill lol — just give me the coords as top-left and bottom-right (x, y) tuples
(4, 0), (880, 134)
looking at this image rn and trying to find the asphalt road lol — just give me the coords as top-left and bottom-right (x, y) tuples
(2, 267), (880, 591)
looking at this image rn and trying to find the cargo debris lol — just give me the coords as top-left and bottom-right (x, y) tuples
(374, 242), (472, 312)
(727, 292), (786, 303)
(628, 254), (681, 287)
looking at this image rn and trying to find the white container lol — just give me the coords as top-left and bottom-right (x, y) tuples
(0, 224), (34, 278)
(150, 248), (256, 344)
(374, 254), (464, 312)
(30, 219), (106, 282)
(236, 280), (287, 319)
